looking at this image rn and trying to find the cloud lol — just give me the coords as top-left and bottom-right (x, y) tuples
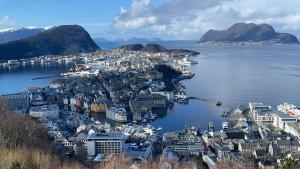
(0, 16), (15, 27)
(113, 0), (300, 39)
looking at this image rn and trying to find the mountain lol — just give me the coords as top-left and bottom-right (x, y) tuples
(94, 37), (164, 50)
(0, 27), (46, 44)
(119, 44), (144, 51)
(119, 43), (200, 56)
(199, 23), (299, 44)
(168, 49), (200, 56)
(127, 37), (162, 43)
(0, 25), (100, 61)
(141, 43), (168, 53)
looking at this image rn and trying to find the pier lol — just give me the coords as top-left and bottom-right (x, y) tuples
(31, 75), (62, 80)
(188, 96), (222, 106)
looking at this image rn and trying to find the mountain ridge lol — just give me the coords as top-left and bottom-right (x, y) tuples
(0, 25), (100, 61)
(118, 43), (200, 55)
(199, 23), (299, 44)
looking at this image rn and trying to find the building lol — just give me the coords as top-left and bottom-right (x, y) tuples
(29, 104), (59, 119)
(106, 106), (127, 122)
(129, 96), (152, 121)
(249, 102), (274, 124)
(164, 126), (204, 156)
(86, 132), (126, 156)
(273, 111), (297, 130)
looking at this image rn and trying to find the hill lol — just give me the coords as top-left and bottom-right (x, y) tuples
(199, 23), (299, 44)
(0, 25), (100, 61)
(119, 44), (144, 51)
(119, 43), (199, 56)
(141, 43), (168, 53)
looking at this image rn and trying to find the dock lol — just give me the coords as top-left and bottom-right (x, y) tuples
(188, 96), (222, 106)
(31, 75), (62, 80)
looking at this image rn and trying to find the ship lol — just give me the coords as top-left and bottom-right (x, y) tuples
(106, 106), (127, 122)
(277, 103), (300, 117)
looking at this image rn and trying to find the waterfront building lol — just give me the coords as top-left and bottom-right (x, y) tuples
(151, 94), (167, 108)
(50, 79), (64, 89)
(91, 100), (109, 113)
(86, 132), (125, 156)
(249, 102), (274, 124)
(129, 96), (152, 121)
(106, 106), (127, 122)
(273, 111), (297, 130)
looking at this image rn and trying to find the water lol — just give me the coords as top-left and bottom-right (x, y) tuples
(0, 63), (72, 95)
(1, 42), (300, 131)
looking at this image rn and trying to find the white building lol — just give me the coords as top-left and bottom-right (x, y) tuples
(106, 106), (127, 122)
(86, 132), (126, 156)
(249, 102), (274, 124)
(29, 104), (59, 119)
(273, 111), (297, 130)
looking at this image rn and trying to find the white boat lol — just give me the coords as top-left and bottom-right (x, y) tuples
(277, 103), (300, 117)
(222, 122), (228, 130)
(157, 127), (162, 131)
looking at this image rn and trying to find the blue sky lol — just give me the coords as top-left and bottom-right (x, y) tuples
(1, 0), (300, 40)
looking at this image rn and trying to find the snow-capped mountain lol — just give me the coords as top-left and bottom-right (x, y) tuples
(0, 27), (53, 43)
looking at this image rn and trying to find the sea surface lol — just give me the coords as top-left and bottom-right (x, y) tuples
(1, 42), (300, 131)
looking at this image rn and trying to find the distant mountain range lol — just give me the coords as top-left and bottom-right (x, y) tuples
(119, 43), (200, 55)
(94, 37), (163, 49)
(0, 27), (49, 44)
(199, 23), (299, 44)
(0, 25), (100, 61)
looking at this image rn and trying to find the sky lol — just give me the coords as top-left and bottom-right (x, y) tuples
(0, 0), (300, 40)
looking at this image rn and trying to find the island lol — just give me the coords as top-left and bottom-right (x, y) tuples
(199, 23), (299, 44)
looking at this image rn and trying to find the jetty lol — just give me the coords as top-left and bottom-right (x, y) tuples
(31, 75), (62, 80)
(188, 96), (222, 106)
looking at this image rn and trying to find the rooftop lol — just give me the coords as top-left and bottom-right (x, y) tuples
(87, 132), (125, 140)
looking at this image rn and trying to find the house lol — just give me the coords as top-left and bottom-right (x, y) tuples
(275, 139), (299, 154)
(253, 149), (265, 160)
(225, 130), (246, 140)
(268, 143), (281, 156)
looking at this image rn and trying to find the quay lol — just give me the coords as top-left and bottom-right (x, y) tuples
(188, 96), (222, 106)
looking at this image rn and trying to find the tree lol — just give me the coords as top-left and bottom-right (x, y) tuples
(281, 158), (296, 169)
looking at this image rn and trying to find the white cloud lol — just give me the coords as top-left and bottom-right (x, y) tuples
(0, 16), (15, 27)
(112, 0), (300, 39)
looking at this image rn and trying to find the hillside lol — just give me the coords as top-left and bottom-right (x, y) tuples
(0, 25), (100, 61)
(199, 23), (299, 44)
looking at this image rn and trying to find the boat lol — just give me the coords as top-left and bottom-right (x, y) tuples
(157, 127), (162, 131)
(181, 70), (195, 79)
(216, 101), (222, 107)
(222, 122), (228, 130)
(149, 113), (157, 120)
(277, 103), (300, 117)
(7, 60), (21, 66)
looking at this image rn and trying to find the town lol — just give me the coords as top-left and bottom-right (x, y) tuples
(1, 48), (300, 169)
